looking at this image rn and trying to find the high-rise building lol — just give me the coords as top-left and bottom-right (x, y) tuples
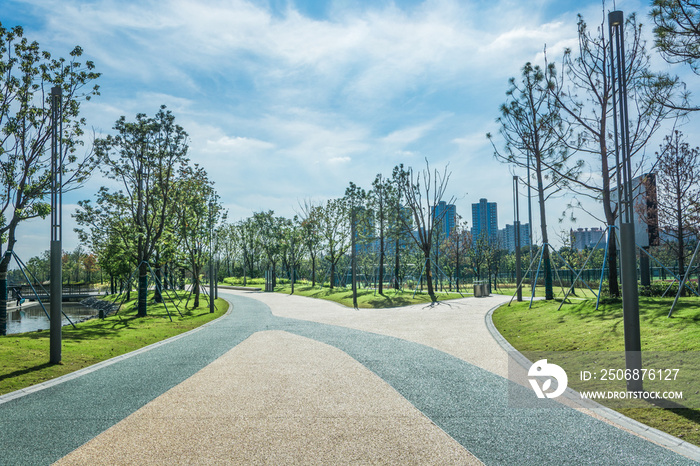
(432, 200), (457, 239)
(503, 223), (531, 252)
(472, 198), (498, 245)
(571, 227), (606, 250)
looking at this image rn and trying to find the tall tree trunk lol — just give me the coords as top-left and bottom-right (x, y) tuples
(425, 254), (436, 302)
(311, 254), (316, 287)
(352, 209), (358, 308)
(137, 260), (148, 317)
(378, 237), (385, 295)
(394, 237), (400, 290)
(0, 268), (7, 336)
(678, 191), (686, 297)
(330, 260), (335, 289)
(535, 156), (554, 300)
(154, 253), (163, 303)
(193, 264), (200, 308)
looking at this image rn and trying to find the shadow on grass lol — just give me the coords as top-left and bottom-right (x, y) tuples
(0, 362), (54, 383)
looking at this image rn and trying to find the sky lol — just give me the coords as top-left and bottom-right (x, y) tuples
(3, 0), (699, 263)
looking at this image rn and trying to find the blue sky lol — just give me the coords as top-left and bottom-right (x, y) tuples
(3, 0), (699, 262)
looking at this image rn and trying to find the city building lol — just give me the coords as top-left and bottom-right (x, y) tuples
(502, 223), (531, 252)
(432, 201), (457, 239)
(471, 198), (498, 246)
(571, 227), (606, 250)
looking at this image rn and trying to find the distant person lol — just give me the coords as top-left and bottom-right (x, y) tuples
(12, 286), (24, 307)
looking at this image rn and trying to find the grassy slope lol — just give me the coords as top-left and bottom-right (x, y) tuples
(0, 291), (228, 395)
(275, 284), (468, 308)
(492, 296), (700, 446)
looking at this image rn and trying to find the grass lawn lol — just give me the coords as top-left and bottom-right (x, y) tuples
(492, 296), (700, 446)
(0, 291), (228, 396)
(274, 284), (469, 308)
(495, 284), (599, 300)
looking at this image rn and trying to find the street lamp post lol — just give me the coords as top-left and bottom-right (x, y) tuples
(209, 200), (214, 313)
(513, 176), (522, 302)
(609, 10), (642, 392)
(50, 86), (62, 364)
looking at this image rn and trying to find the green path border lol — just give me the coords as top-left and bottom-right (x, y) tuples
(0, 292), (696, 465)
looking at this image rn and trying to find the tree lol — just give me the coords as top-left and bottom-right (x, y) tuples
(318, 198), (350, 289)
(297, 200), (323, 287)
(368, 174), (397, 295)
(236, 217), (259, 285)
(280, 216), (304, 294)
(653, 131), (700, 293)
(546, 12), (681, 296)
(253, 211), (285, 288)
(217, 223), (239, 278)
(396, 160), (453, 302)
(172, 164), (221, 308)
(88, 106), (188, 316)
(0, 24), (100, 334)
(443, 220), (469, 291)
(345, 182), (366, 308)
(651, 0), (700, 76)
(488, 62), (572, 300)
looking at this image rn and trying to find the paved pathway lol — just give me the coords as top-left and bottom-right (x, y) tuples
(0, 290), (698, 464)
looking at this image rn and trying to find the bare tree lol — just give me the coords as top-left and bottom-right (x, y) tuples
(488, 62), (573, 300)
(546, 12), (681, 296)
(653, 131), (700, 294)
(396, 160), (453, 302)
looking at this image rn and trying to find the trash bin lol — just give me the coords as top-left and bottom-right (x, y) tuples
(483, 282), (491, 296)
(473, 281), (483, 297)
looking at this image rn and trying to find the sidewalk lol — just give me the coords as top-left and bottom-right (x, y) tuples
(1, 290), (698, 464)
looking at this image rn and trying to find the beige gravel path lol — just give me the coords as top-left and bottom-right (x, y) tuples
(231, 291), (641, 422)
(234, 290), (513, 377)
(56, 330), (482, 465)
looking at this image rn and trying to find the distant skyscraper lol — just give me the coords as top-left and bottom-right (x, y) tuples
(503, 223), (531, 252)
(571, 227), (606, 250)
(472, 198), (498, 245)
(433, 200), (457, 239)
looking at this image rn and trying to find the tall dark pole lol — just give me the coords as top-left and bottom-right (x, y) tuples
(526, 153), (533, 260)
(50, 86), (62, 364)
(513, 176), (522, 302)
(609, 10), (642, 392)
(351, 206), (358, 308)
(209, 201), (214, 313)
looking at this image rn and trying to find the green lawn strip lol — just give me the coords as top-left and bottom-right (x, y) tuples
(274, 284), (467, 308)
(492, 297), (700, 446)
(495, 285), (599, 300)
(0, 291), (228, 396)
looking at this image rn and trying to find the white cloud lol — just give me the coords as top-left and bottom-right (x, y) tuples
(205, 136), (275, 153)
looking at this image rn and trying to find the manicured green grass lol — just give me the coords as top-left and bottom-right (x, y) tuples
(0, 291), (228, 396)
(492, 296), (700, 446)
(495, 284), (599, 300)
(275, 284), (469, 308)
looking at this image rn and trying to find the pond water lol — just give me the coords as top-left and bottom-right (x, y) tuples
(6, 303), (100, 335)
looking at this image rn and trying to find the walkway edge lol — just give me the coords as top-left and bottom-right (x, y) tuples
(484, 301), (700, 463)
(0, 300), (233, 406)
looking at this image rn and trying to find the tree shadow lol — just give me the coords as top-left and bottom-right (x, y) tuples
(0, 362), (54, 383)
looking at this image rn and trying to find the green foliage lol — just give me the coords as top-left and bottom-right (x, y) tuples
(0, 22), (99, 269)
(651, 0), (700, 75)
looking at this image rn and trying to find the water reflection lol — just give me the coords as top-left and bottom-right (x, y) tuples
(7, 303), (100, 335)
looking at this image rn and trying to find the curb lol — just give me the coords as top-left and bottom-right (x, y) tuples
(484, 302), (700, 463)
(0, 298), (233, 406)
